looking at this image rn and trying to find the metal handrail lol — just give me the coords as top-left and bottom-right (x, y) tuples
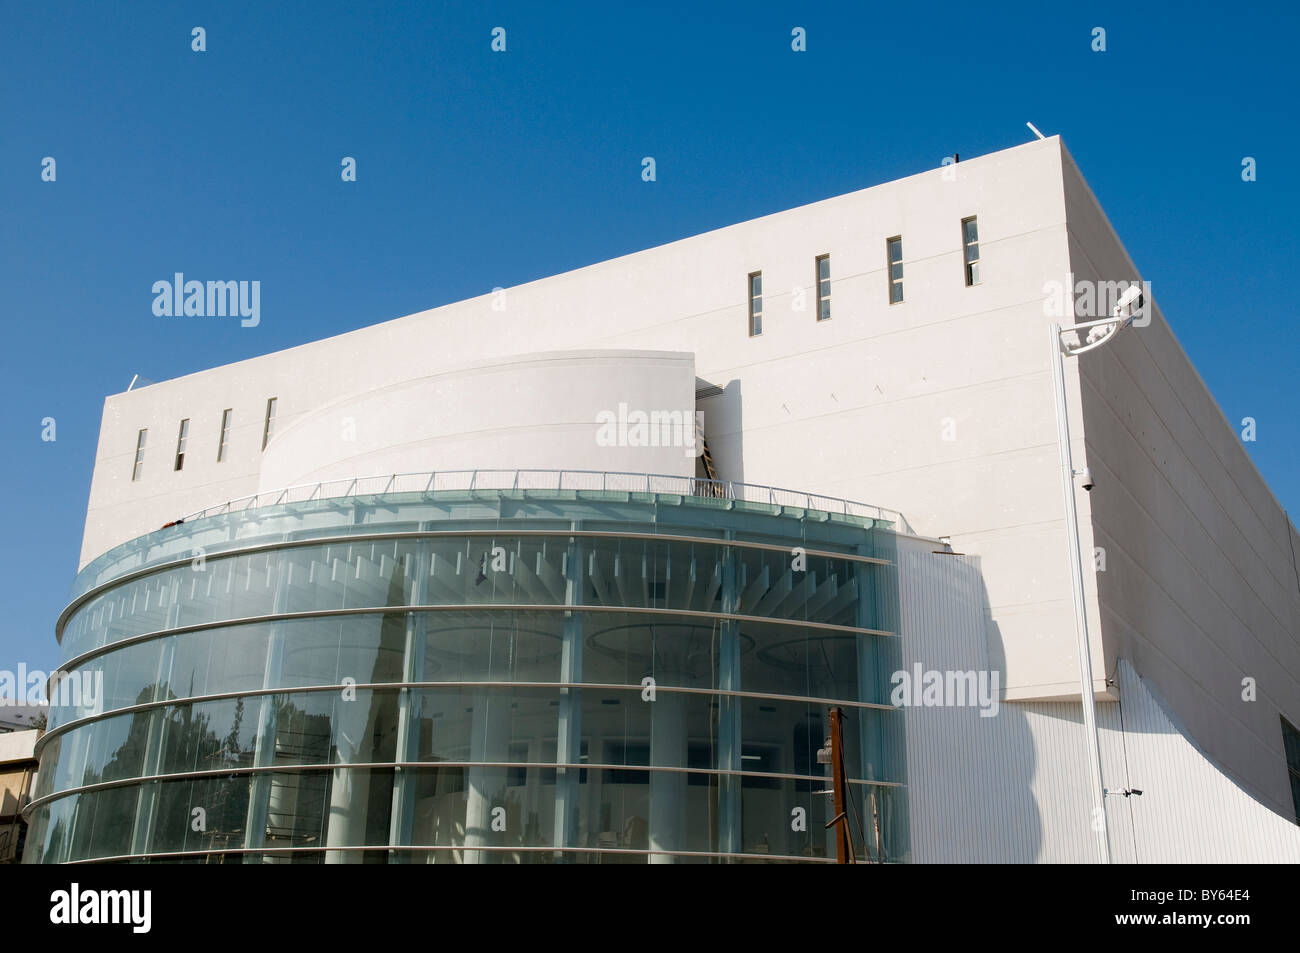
(172, 468), (908, 530)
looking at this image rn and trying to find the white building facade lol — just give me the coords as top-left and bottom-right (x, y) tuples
(27, 137), (1300, 863)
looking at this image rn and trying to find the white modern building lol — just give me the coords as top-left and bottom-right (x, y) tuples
(25, 136), (1300, 863)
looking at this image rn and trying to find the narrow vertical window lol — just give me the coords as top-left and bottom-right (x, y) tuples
(748, 272), (763, 336)
(962, 217), (981, 286)
(815, 255), (831, 320)
(217, 408), (232, 462)
(131, 429), (147, 481)
(887, 237), (904, 303)
(174, 419), (189, 471)
(262, 398), (277, 450)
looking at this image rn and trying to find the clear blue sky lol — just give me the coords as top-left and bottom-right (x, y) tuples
(2, 0), (1297, 677)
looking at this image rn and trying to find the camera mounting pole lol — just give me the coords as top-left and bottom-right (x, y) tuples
(1048, 281), (1143, 866)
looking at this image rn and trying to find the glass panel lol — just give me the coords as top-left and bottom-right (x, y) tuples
(739, 620), (861, 701)
(888, 239), (902, 263)
(425, 535), (567, 608)
(271, 689), (400, 766)
(422, 611), (563, 683)
(736, 773), (835, 859)
(578, 767), (711, 855)
(581, 612), (715, 689)
(406, 765), (467, 847)
(963, 219), (978, 243)
(30, 794), (79, 864)
(319, 767), (395, 849)
(849, 781), (909, 862)
(22, 802), (52, 863)
(741, 694), (823, 783)
(890, 282), (904, 304)
(817, 257), (830, 279)
(81, 709), (149, 785)
(41, 732), (82, 796)
(44, 783), (142, 861)
(405, 765), (550, 856)
(890, 262), (904, 281)
(33, 736), (61, 800)
(280, 613), (406, 688)
(50, 637), (161, 728)
(733, 547), (866, 625)
(263, 769), (328, 849)
(156, 695), (260, 776)
(153, 774), (252, 854)
(281, 540), (417, 614)
(415, 687), (562, 764)
(163, 622), (271, 701)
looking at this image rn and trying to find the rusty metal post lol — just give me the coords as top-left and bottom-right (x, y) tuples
(826, 706), (855, 864)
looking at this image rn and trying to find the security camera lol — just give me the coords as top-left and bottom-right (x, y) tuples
(1077, 467), (1095, 491)
(1112, 284), (1144, 326)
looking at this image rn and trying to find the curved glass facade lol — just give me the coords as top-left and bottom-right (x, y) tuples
(26, 487), (907, 863)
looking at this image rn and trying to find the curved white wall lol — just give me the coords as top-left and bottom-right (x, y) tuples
(257, 349), (698, 490)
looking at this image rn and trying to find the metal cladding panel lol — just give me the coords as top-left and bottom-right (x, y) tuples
(1105, 659), (1300, 863)
(898, 536), (1300, 863)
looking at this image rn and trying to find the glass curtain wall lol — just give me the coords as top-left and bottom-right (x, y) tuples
(27, 490), (906, 864)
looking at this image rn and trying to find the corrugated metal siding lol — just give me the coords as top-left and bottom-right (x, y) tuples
(1106, 659), (1300, 862)
(897, 536), (1300, 862)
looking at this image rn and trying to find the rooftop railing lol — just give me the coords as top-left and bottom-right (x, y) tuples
(177, 468), (912, 533)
